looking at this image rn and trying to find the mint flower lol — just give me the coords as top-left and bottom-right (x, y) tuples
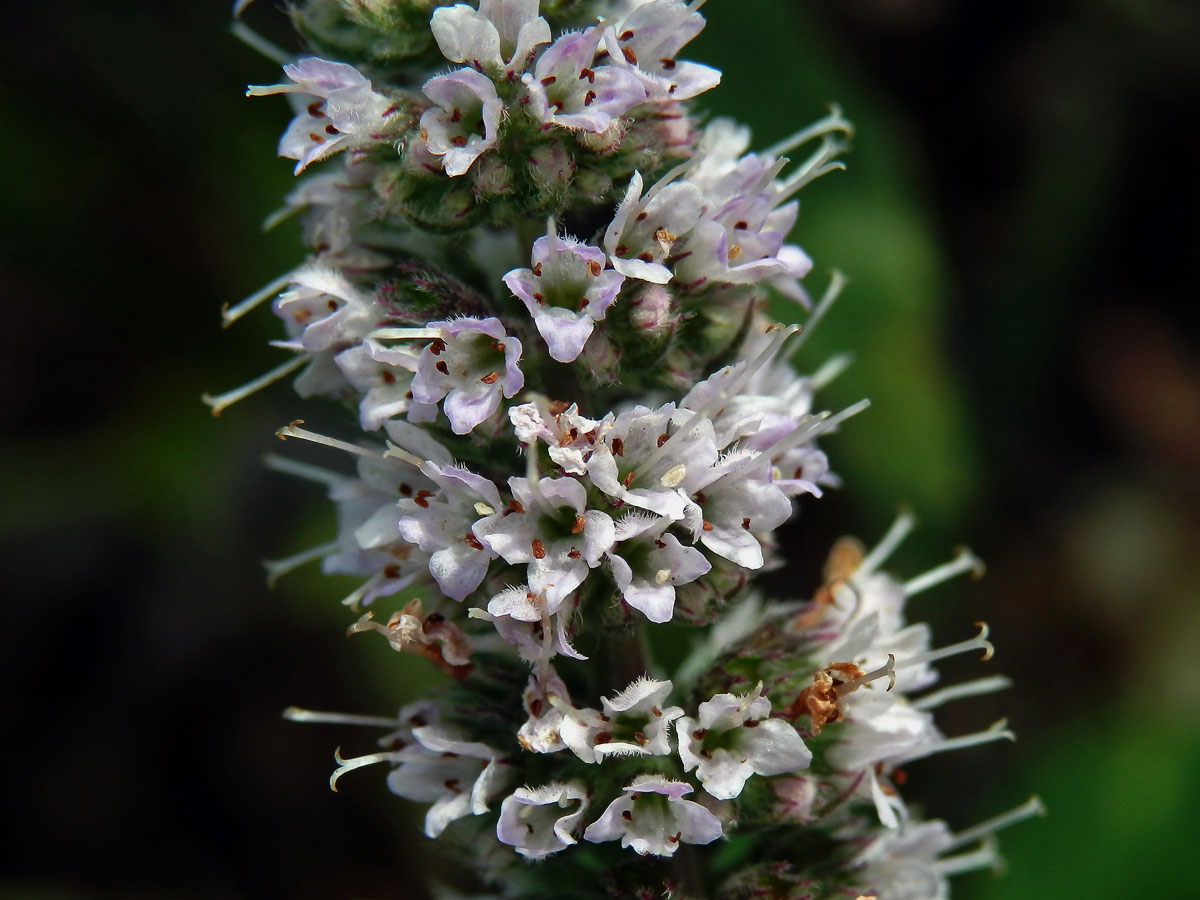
(431, 0), (551, 78)
(419, 69), (505, 177)
(677, 684), (811, 800)
(405, 317), (524, 434)
(503, 232), (625, 363)
(497, 781), (589, 859)
(522, 25), (646, 133)
(247, 58), (394, 174)
(475, 475), (615, 609)
(221, 3), (1037, 895)
(582, 775), (723, 857)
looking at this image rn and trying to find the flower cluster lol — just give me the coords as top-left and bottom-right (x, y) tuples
(216, 2), (1040, 897)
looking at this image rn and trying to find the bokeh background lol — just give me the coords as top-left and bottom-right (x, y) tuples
(3, 0), (1198, 897)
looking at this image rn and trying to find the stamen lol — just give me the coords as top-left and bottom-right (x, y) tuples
(283, 707), (407, 729)
(659, 464), (686, 488)
(641, 324), (800, 477)
(839, 654), (895, 692)
(788, 270), (846, 356)
(329, 747), (403, 792)
(894, 623), (994, 671)
(811, 353), (853, 390)
(855, 509), (917, 577)
(369, 326), (446, 341)
(264, 541), (338, 588)
(221, 270), (295, 327)
(934, 838), (1001, 877)
(276, 421), (387, 462)
(654, 568), (672, 585)
(474, 501), (496, 516)
(383, 441), (424, 469)
(263, 454), (344, 487)
(945, 796), (1046, 852)
(912, 675), (1013, 712)
(775, 134), (852, 203)
(890, 718), (1015, 767)
(903, 548), (985, 597)
(203, 354), (307, 416)
(762, 105), (854, 159)
(233, 21), (291, 66)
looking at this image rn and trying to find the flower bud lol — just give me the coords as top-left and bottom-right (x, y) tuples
(573, 168), (613, 204)
(472, 155), (514, 196)
(576, 329), (620, 386)
(628, 283), (678, 340)
(575, 119), (627, 154)
(527, 140), (576, 199)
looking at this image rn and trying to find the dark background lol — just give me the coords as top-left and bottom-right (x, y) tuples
(3, 1), (1198, 897)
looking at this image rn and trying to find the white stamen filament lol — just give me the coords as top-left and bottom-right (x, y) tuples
(889, 718), (1015, 767)
(912, 675), (1013, 712)
(934, 837), (1001, 877)
(369, 327), (446, 341)
(711, 398), (867, 489)
(283, 707), (407, 729)
(261, 203), (300, 232)
(894, 623), (994, 671)
(383, 441), (425, 469)
(855, 509), (918, 577)
(641, 159), (693, 207)
(263, 454), (344, 487)
(945, 796), (1046, 852)
(329, 747), (404, 792)
(202, 354), (307, 416)
(746, 156), (791, 200)
(341, 573), (393, 610)
(789, 270), (846, 356)
(276, 421), (387, 461)
(840, 654), (896, 692)
(903, 549), (985, 597)
(811, 353), (853, 390)
(233, 21), (291, 66)
(776, 135), (851, 204)
(264, 541), (338, 588)
(763, 105), (854, 159)
(640, 324), (800, 477)
(221, 270), (295, 326)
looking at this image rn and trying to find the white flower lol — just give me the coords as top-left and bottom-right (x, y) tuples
(560, 677), (683, 762)
(677, 684), (811, 800)
(419, 68), (505, 177)
(247, 58), (395, 174)
(496, 782), (589, 859)
(396, 461), (502, 601)
(508, 400), (608, 476)
(386, 725), (507, 838)
(603, 170), (703, 284)
(604, 0), (722, 101)
(582, 775), (723, 857)
(408, 317), (524, 434)
(431, 0), (551, 78)
(607, 513), (711, 623)
(503, 233), (626, 363)
(585, 402), (718, 521)
(475, 476), (615, 609)
(521, 26), (646, 133)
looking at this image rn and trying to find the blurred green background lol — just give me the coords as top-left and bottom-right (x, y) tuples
(2, 0), (1198, 897)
